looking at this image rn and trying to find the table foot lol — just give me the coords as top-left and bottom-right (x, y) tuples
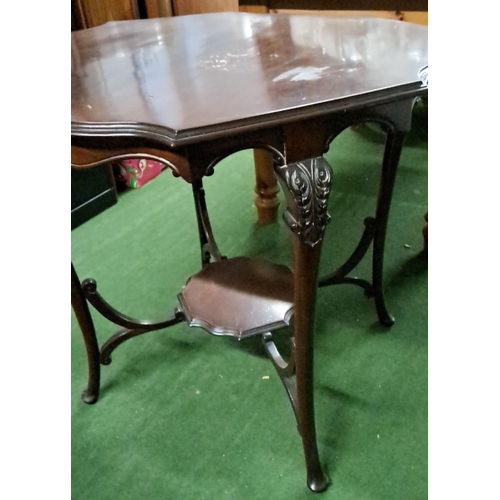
(81, 388), (99, 405)
(307, 472), (330, 493)
(373, 303), (395, 326)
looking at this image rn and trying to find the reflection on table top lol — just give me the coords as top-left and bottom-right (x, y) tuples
(71, 13), (428, 145)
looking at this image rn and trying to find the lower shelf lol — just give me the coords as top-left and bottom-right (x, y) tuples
(178, 256), (294, 340)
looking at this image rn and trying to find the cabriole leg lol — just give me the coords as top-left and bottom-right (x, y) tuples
(275, 156), (332, 493)
(71, 263), (100, 404)
(372, 129), (406, 326)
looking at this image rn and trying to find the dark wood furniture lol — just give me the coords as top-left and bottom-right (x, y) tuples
(72, 0), (174, 29)
(71, 2), (122, 226)
(72, 0), (140, 29)
(71, 13), (427, 492)
(72, 0), (428, 226)
(237, 1), (428, 223)
(238, 0), (427, 21)
(71, 164), (117, 229)
(169, 1), (428, 224)
(172, 0), (427, 23)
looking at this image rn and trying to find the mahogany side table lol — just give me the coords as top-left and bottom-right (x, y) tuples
(71, 13), (428, 492)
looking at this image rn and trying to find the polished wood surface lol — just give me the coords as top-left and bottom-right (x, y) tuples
(73, 0), (140, 29)
(179, 257), (294, 339)
(253, 149), (280, 224)
(273, 9), (427, 24)
(240, 0), (427, 9)
(72, 13), (427, 491)
(173, 0), (238, 15)
(71, 13), (427, 145)
(238, 1), (427, 26)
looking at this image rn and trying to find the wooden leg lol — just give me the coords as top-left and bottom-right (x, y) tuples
(292, 235), (329, 492)
(372, 129), (405, 326)
(71, 263), (100, 404)
(253, 149), (279, 225)
(274, 139), (332, 492)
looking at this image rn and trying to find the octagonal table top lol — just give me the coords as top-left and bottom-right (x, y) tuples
(71, 13), (428, 146)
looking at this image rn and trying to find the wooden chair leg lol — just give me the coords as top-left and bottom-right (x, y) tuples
(253, 149), (280, 225)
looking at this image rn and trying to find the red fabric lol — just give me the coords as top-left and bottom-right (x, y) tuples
(117, 159), (164, 188)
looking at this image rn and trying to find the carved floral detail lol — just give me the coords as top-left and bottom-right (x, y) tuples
(276, 157), (332, 246)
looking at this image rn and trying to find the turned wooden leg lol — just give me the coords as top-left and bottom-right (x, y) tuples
(253, 149), (280, 225)
(71, 263), (100, 404)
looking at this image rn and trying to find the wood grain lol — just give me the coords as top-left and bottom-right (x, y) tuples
(74, 0), (139, 28)
(173, 0), (238, 15)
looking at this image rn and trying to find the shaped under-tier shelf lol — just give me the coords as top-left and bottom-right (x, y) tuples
(178, 257), (294, 340)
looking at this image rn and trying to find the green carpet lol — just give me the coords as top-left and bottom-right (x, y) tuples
(71, 107), (427, 500)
